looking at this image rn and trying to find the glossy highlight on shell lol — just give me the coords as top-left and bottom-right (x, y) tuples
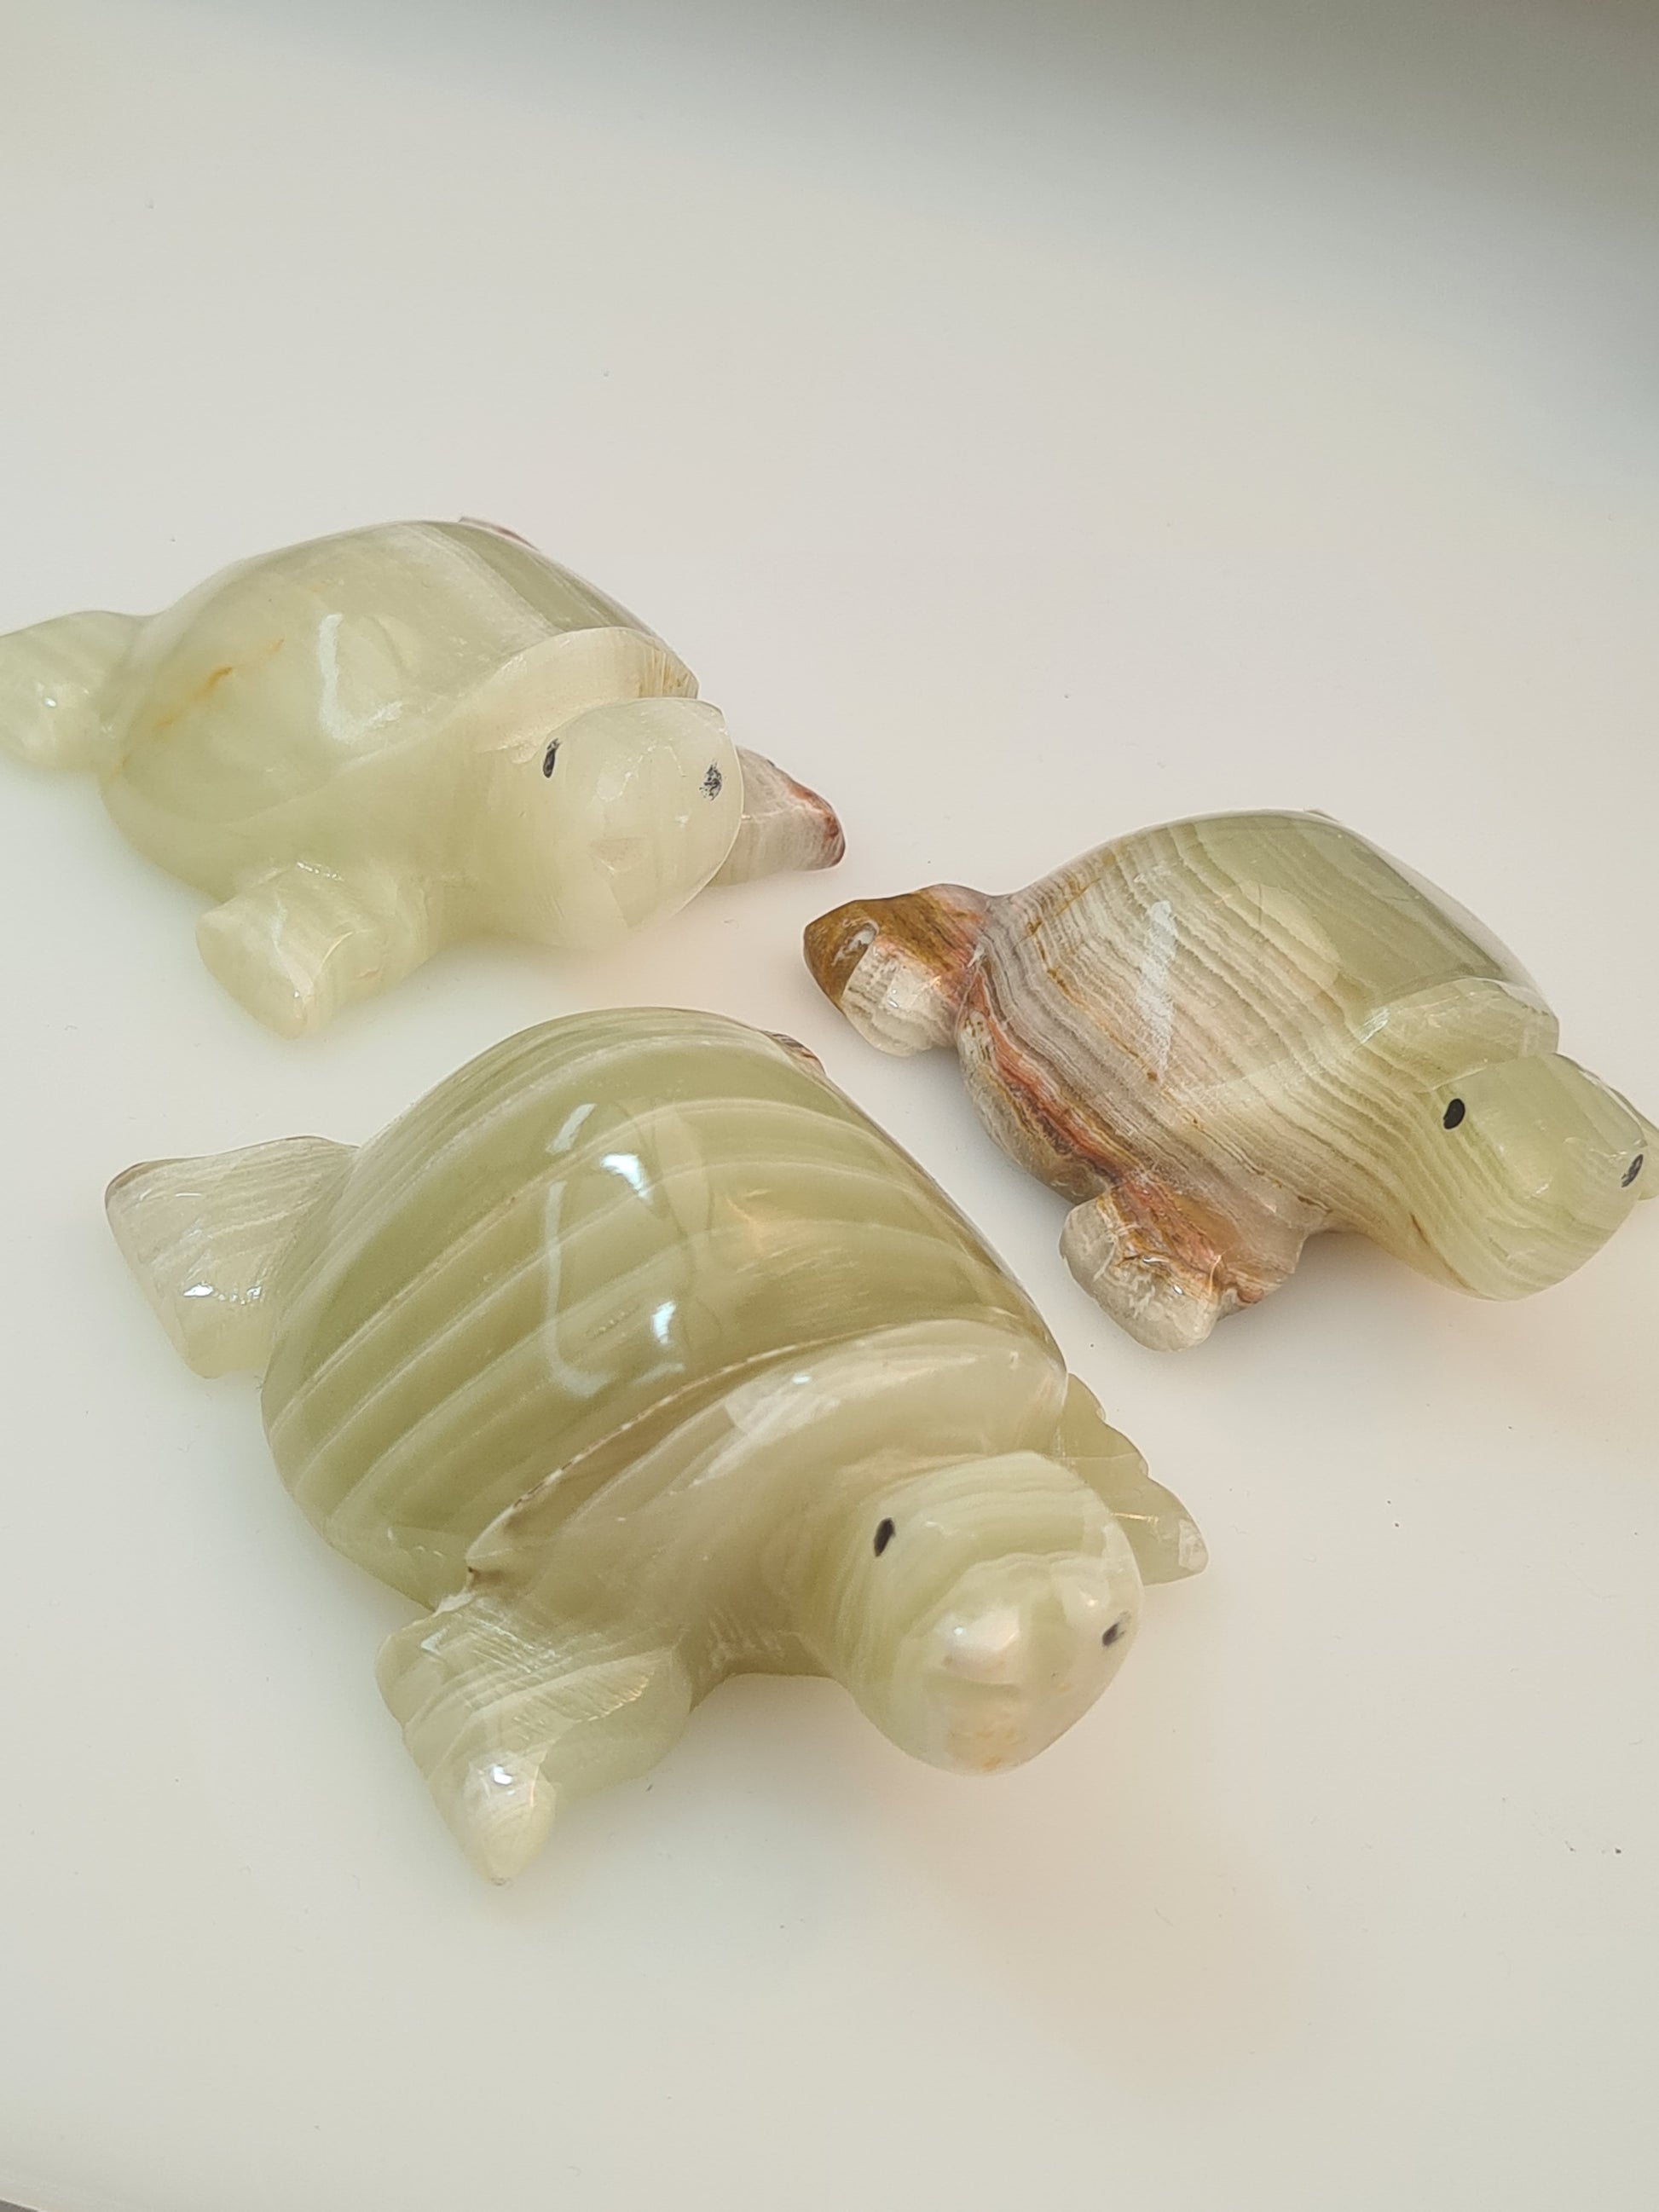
(0, 521), (843, 1034)
(806, 811), (1655, 1351)
(106, 1009), (1204, 1880)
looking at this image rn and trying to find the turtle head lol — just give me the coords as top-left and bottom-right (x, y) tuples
(479, 690), (742, 949)
(807, 1451), (1142, 1774)
(1379, 1050), (1650, 1297)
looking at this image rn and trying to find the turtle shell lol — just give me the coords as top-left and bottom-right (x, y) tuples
(977, 810), (1555, 1106)
(99, 522), (690, 881)
(261, 1009), (1054, 1605)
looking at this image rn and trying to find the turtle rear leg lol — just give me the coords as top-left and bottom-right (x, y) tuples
(804, 882), (990, 1054)
(1061, 1177), (1306, 1352)
(107, 1135), (352, 1377)
(0, 609), (139, 772)
(710, 748), (845, 887)
(377, 1595), (693, 1882)
(197, 860), (435, 1037)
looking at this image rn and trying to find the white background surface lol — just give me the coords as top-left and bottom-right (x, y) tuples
(2, 3), (1656, 2208)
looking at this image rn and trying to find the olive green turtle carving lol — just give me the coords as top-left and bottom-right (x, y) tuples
(0, 521), (842, 1034)
(107, 1009), (1204, 1880)
(806, 811), (1655, 1350)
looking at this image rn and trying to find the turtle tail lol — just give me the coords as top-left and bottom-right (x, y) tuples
(0, 609), (139, 773)
(804, 883), (989, 1054)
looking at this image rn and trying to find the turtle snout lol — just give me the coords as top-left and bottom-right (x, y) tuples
(915, 1561), (1139, 1772)
(934, 1604), (1028, 1687)
(1407, 1054), (1653, 1297)
(934, 1576), (1118, 1688)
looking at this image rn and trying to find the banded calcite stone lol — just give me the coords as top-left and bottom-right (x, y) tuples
(106, 1009), (1203, 1879)
(0, 521), (842, 1034)
(805, 811), (1655, 1350)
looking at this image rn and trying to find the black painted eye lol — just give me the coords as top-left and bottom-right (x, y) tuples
(1442, 1098), (1466, 1129)
(702, 763), (724, 799)
(1624, 1153), (1645, 1188)
(541, 740), (559, 777)
(873, 1517), (895, 1556)
(1101, 1619), (1127, 1649)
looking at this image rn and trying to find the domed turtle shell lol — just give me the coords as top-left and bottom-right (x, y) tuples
(100, 521), (696, 887)
(261, 1008), (1058, 1607)
(975, 809), (1559, 1104)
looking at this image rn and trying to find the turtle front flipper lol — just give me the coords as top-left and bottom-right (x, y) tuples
(197, 860), (437, 1037)
(377, 1597), (693, 1882)
(1061, 1176), (1305, 1352)
(709, 748), (845, 887)
(1050, 1376), (1207, 1582)
(804, 883), (990, 1054)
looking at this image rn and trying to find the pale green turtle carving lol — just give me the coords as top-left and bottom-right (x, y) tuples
(107, 1010), (1203, 1880)
(1, 522), (842, 1033)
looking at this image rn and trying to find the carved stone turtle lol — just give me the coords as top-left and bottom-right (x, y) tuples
(107, 1008), (1204, 1880)
(0, 521), (842, 1033)
(805, 811), (1655, 1350)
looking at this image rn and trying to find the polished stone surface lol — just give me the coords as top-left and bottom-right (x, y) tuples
(0, 522), (842, 1033)
(808, 812), (1654, 1348)
(5, 5), (1657, 2205)
(107, 1008), (1202, 1879)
